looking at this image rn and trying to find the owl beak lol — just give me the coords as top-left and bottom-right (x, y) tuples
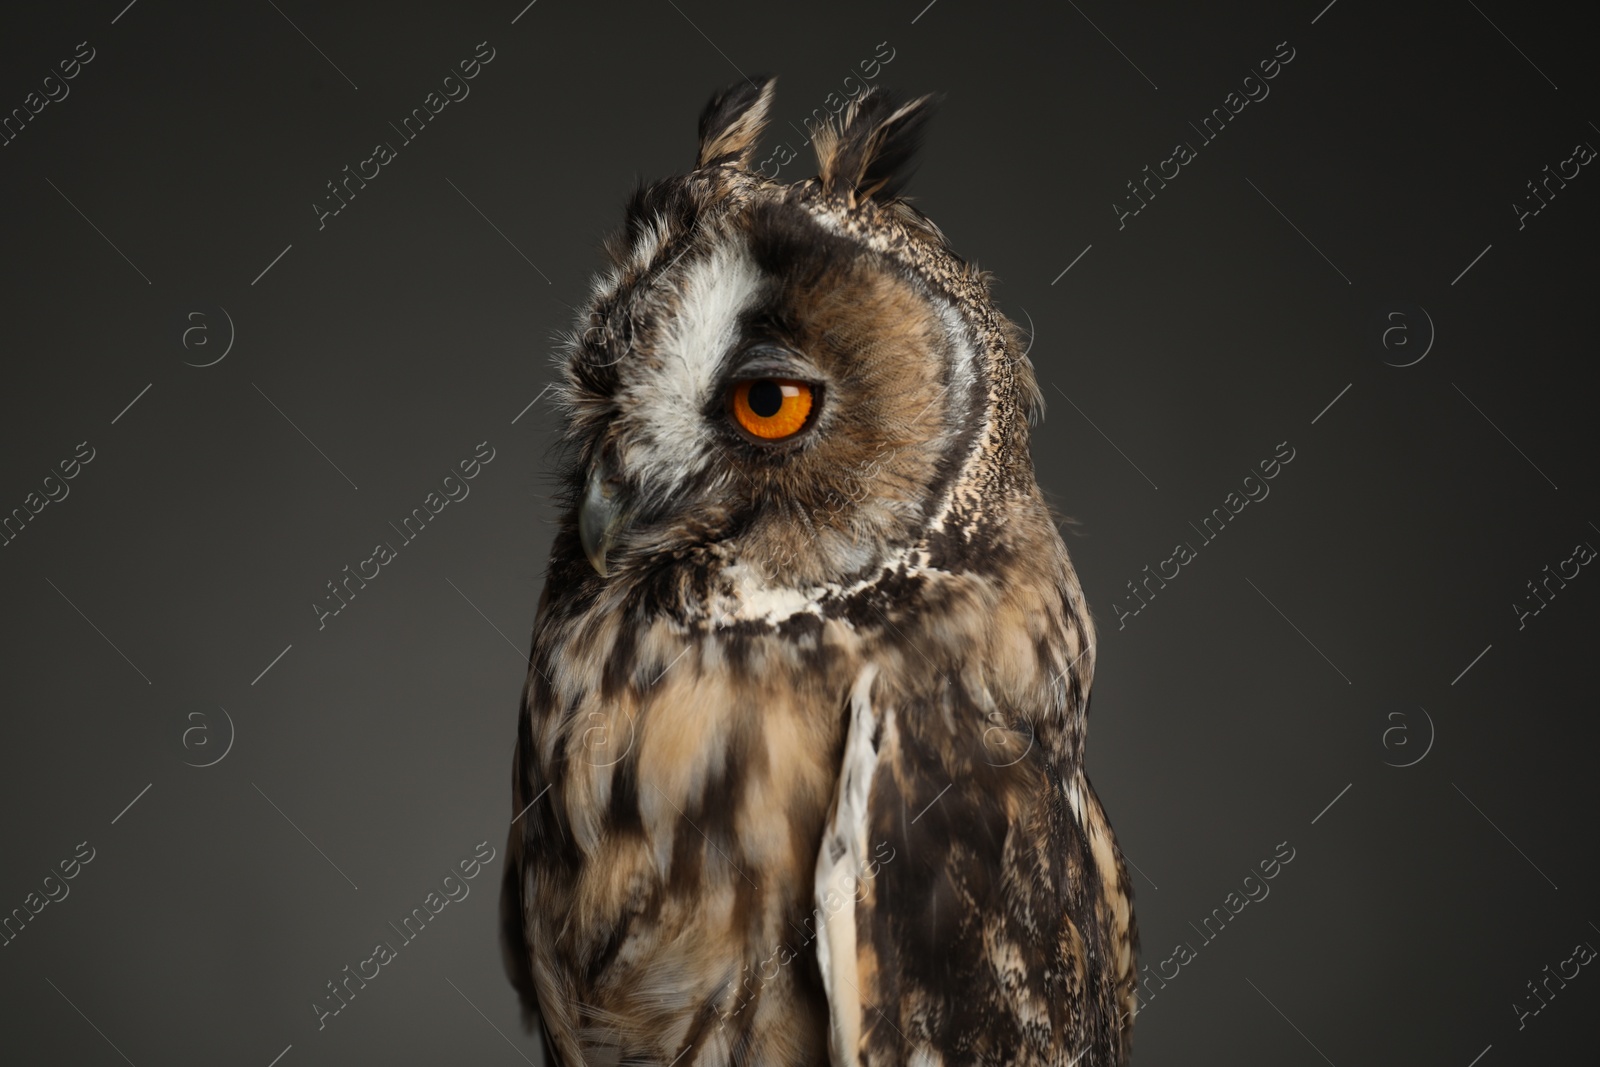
(578, 458), (630, 577)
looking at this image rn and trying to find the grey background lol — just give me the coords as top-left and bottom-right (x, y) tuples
(1, 0), (1595, 1064)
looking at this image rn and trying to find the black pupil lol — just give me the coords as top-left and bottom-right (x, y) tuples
(747, 380), (785, 418)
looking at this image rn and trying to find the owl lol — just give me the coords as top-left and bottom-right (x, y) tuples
(501, 78), (1138, 1067)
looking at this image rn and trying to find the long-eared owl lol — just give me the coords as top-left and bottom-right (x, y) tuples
(502, 77), (1138, 1067)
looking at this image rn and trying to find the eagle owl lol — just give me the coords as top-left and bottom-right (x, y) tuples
(502, 78), (1138, 1066)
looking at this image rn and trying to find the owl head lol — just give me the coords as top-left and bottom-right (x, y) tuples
(555, 78), (1045, 620)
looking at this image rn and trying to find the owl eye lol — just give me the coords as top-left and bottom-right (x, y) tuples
(727, 378), (815, 441)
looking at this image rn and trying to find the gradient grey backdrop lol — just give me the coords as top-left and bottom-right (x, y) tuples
(2, 1), (1596, 1064)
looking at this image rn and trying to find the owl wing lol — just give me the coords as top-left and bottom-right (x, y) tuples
(814, 666), (1137, 1067)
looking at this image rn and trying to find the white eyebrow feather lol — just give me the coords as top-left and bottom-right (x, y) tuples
(620, 236), (765, 496)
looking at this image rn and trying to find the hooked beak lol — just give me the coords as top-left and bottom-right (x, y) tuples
(578, 457), (631, 577)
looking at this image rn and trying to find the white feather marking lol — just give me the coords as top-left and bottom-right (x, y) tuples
(815, 664), (882, 1067)
(932, 297), (980, 422)
(712, 546), (926, 626)
(921, 295), (985, 534)
(620, 239), (764, 496)
(1062, 774), (1084, 825)
(721, 561), (829, 623)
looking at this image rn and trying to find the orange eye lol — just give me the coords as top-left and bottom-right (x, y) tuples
(729, 378), (814, 441)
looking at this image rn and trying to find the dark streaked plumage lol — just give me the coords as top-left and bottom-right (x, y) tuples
(503, 78), (1137, 1066)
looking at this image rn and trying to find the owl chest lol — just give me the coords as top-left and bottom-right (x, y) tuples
(534, 630), (854, 1011)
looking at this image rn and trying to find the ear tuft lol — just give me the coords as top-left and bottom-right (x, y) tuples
(696, 76), (778, 169)
(815, 89), (937, 204)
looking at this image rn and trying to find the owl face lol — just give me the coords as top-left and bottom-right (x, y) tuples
(557, 81), (1035, 607)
